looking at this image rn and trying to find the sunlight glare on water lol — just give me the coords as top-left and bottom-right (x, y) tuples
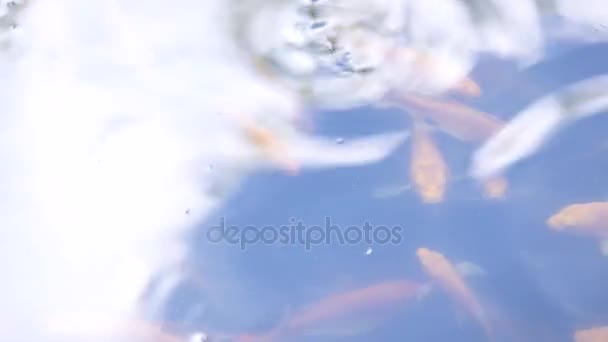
(0, 1), (607, 341)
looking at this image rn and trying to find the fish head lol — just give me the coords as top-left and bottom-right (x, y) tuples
(546, 204), (591, 231)
(416, 248), (462, 285)
(456, 77), (482, 97)
(574, 326), (608, 342)
(239, 118), (300, 175)
(419, 183), (445, 203)
(416, 247), (444, 273)
(481, 176), (508, 199)
(414, 167), (446, 203)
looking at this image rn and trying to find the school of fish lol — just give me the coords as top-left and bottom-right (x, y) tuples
(217, 1), (608, 340)
(1, 0), (608, 341)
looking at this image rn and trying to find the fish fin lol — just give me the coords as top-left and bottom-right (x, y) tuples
(371, 183), (411, 198)
(455, 261), (486, 277)
(600, 239), (608, 256)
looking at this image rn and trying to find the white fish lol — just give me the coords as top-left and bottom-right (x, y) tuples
(470, 74), (608, 179)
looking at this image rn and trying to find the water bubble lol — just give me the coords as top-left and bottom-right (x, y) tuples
(336, 137), (344, 144)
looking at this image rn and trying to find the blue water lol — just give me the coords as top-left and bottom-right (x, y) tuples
(161, 42), (608, 341)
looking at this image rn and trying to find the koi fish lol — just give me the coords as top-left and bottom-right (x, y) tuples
(410, 115), (449, 203)
(575, 326), (608, 342)
(399, 94), (504, 142)
(237, 116), (410, 177)
(375, 118), (506, 202)
(374, 167), (507, 202)
(546, 202), (608, 255)
(416, 247), (493, 340)
(235, 279), (430, 341)
(480, 175), (509, 200)
(389, 47), (481, 97)
(456, 76), (482, 98)
(240, 118), (300, 175)
(471, 74), (608, 180)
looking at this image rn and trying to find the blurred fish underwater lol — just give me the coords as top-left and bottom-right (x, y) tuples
(0, 0), (607, 341)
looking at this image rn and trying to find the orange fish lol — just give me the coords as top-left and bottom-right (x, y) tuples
(547, 202), (608, 233)
(480, 175), (509, 200)
(239, 119), (300, 175)
(398, 95), (510, 200)
(410, 116), (449, 203)
(400, 94), (504, 142)
(235, 280), (430, 341)
(575, 326), (608, 342)
(546, 202), (608, 255)
(456, 77), (483, 98)
(391, 47), (482, 97)
(416, 247), (493, 340)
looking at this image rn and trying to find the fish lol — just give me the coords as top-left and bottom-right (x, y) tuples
(480, 175), (509, 200)
(373, 169), (507, 201)
(471, 74), (608, 180)
(375, 111), (504, 202)
(546, 202), (608, 255)
(416, 247), (493, 340)
(456, 76), (483, 97)
(235, 279), (431, 341)
(575, 326), (608, 342)
(399, 94), (504, 142)
(389, 47), (482, 97)
(409, 115), (449, 203)
(207, 114), (409, 199)
(239, 118), (300, 175)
